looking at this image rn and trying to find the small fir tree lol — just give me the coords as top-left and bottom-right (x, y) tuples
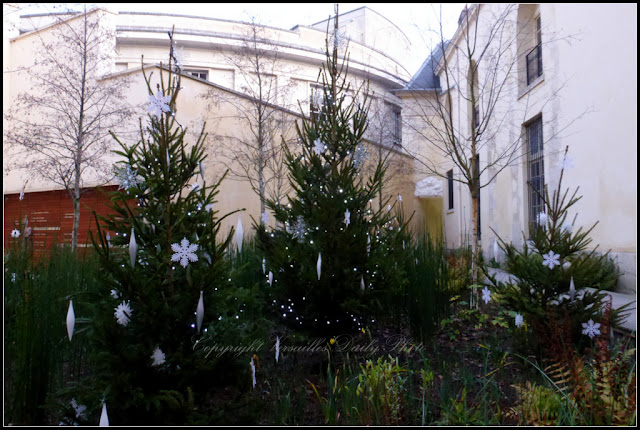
(256, 10), (408, 336)
(486, 147), (627, 347)
(78, 31), (260, 425)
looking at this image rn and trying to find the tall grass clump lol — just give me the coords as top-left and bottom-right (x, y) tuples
(4, 242), (100, 425)
(405, 234), (454, 342)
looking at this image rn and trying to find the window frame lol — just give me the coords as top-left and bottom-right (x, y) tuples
(185, 69), (208, 80)
(525, 115), (545, 232)
(447, 169), (454, 211)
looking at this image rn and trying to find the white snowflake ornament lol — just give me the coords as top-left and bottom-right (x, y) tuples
(542, 250), (561, 269)
(481, 286), (491, 304)
(151, 346), (166, 366)
(11, 229), (20, 238)
(344, 209), (351, 227)
(536, 212), (548, 226)
(71, 399), (86, 420)
(114, 301), (132, 326)
(114, 164), (142, 191)
(171, 237), (199, 268)
(515, 313), (524, 328)
(582, 319), (601, 339)
(148, 90), (171, 118)
(312, 138), (326, 155)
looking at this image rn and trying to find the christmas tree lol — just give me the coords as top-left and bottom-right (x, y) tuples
(72, 31), (261, 425)
(487, 147), (628, 348)
(256, 11), (408, 336)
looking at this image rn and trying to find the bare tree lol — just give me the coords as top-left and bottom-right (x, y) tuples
(203, 17), (298, 221)
(4, 5), (133, 251)
(402, 4), (577, 284)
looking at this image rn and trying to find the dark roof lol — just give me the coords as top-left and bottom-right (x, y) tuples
(404, 41), (449, 91)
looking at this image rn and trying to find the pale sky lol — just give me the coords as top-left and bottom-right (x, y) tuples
(13, 3), (465, 76)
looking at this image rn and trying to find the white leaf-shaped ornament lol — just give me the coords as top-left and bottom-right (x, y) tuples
(250, 357), (256, 389)
(493, 239), (499, 261)
(166, 148), (170, 169)
(275, 336), (280, 363)
(317, 253), (322, 280)
(196, 291), (205, 332)
(360, 276), (365, 291)
(99, 403), (109, 426)
(129, 228), (137, 267)
(367, 234), (371, 255)
(262, 258), (266, 274)
(199, 161), (206, 184)
(66, 300), (75, 341)
(569, 277), (576, 301)
(268, 271), (273, 286)
(235, 216), (244, 253)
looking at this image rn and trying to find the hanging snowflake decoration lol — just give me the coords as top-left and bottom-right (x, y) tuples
(542, 250), (561, 269)
(560, 219), (573, 233)
(353, 144), (368, 169)
(114, 164), (143, 191)
(582, 319), (601, 339)
(312, 138), (326, 155)
(171, 43), (188, 71)
(329, 26), (350, 53)
(147, 90), (171, 118)
(536, 212), (548, 226)
(291, 216), (308, 242)
(11, 229), (20, 238)
(171, 237), (199, 268)
(481, 286), (491, 304)
(344, 209), (351, 227)
(150, 346), (166, 366)
(114, 301), (132, 326)
(70, 399), (87, 420)
(515, 313), (524, 328)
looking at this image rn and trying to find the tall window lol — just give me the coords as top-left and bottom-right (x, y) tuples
(526, 16), (543, 85)
(526, 116), (545, 230)
(447, 169), (454, 210)
(392, 108), (402, 146)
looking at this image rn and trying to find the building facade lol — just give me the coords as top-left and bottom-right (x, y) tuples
(3, 5), (416, 250)
(400, 3), (637, 294)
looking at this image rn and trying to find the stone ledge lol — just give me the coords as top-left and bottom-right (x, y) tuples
(485, 268), (636, 332)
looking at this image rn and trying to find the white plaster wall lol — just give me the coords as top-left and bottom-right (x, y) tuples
(428, 4), (637, 293)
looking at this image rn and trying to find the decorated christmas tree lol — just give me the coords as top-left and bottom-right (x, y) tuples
(65, 31), (262, 425)
(256, 11), (409, 336)
(486, 147), (628, 348)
